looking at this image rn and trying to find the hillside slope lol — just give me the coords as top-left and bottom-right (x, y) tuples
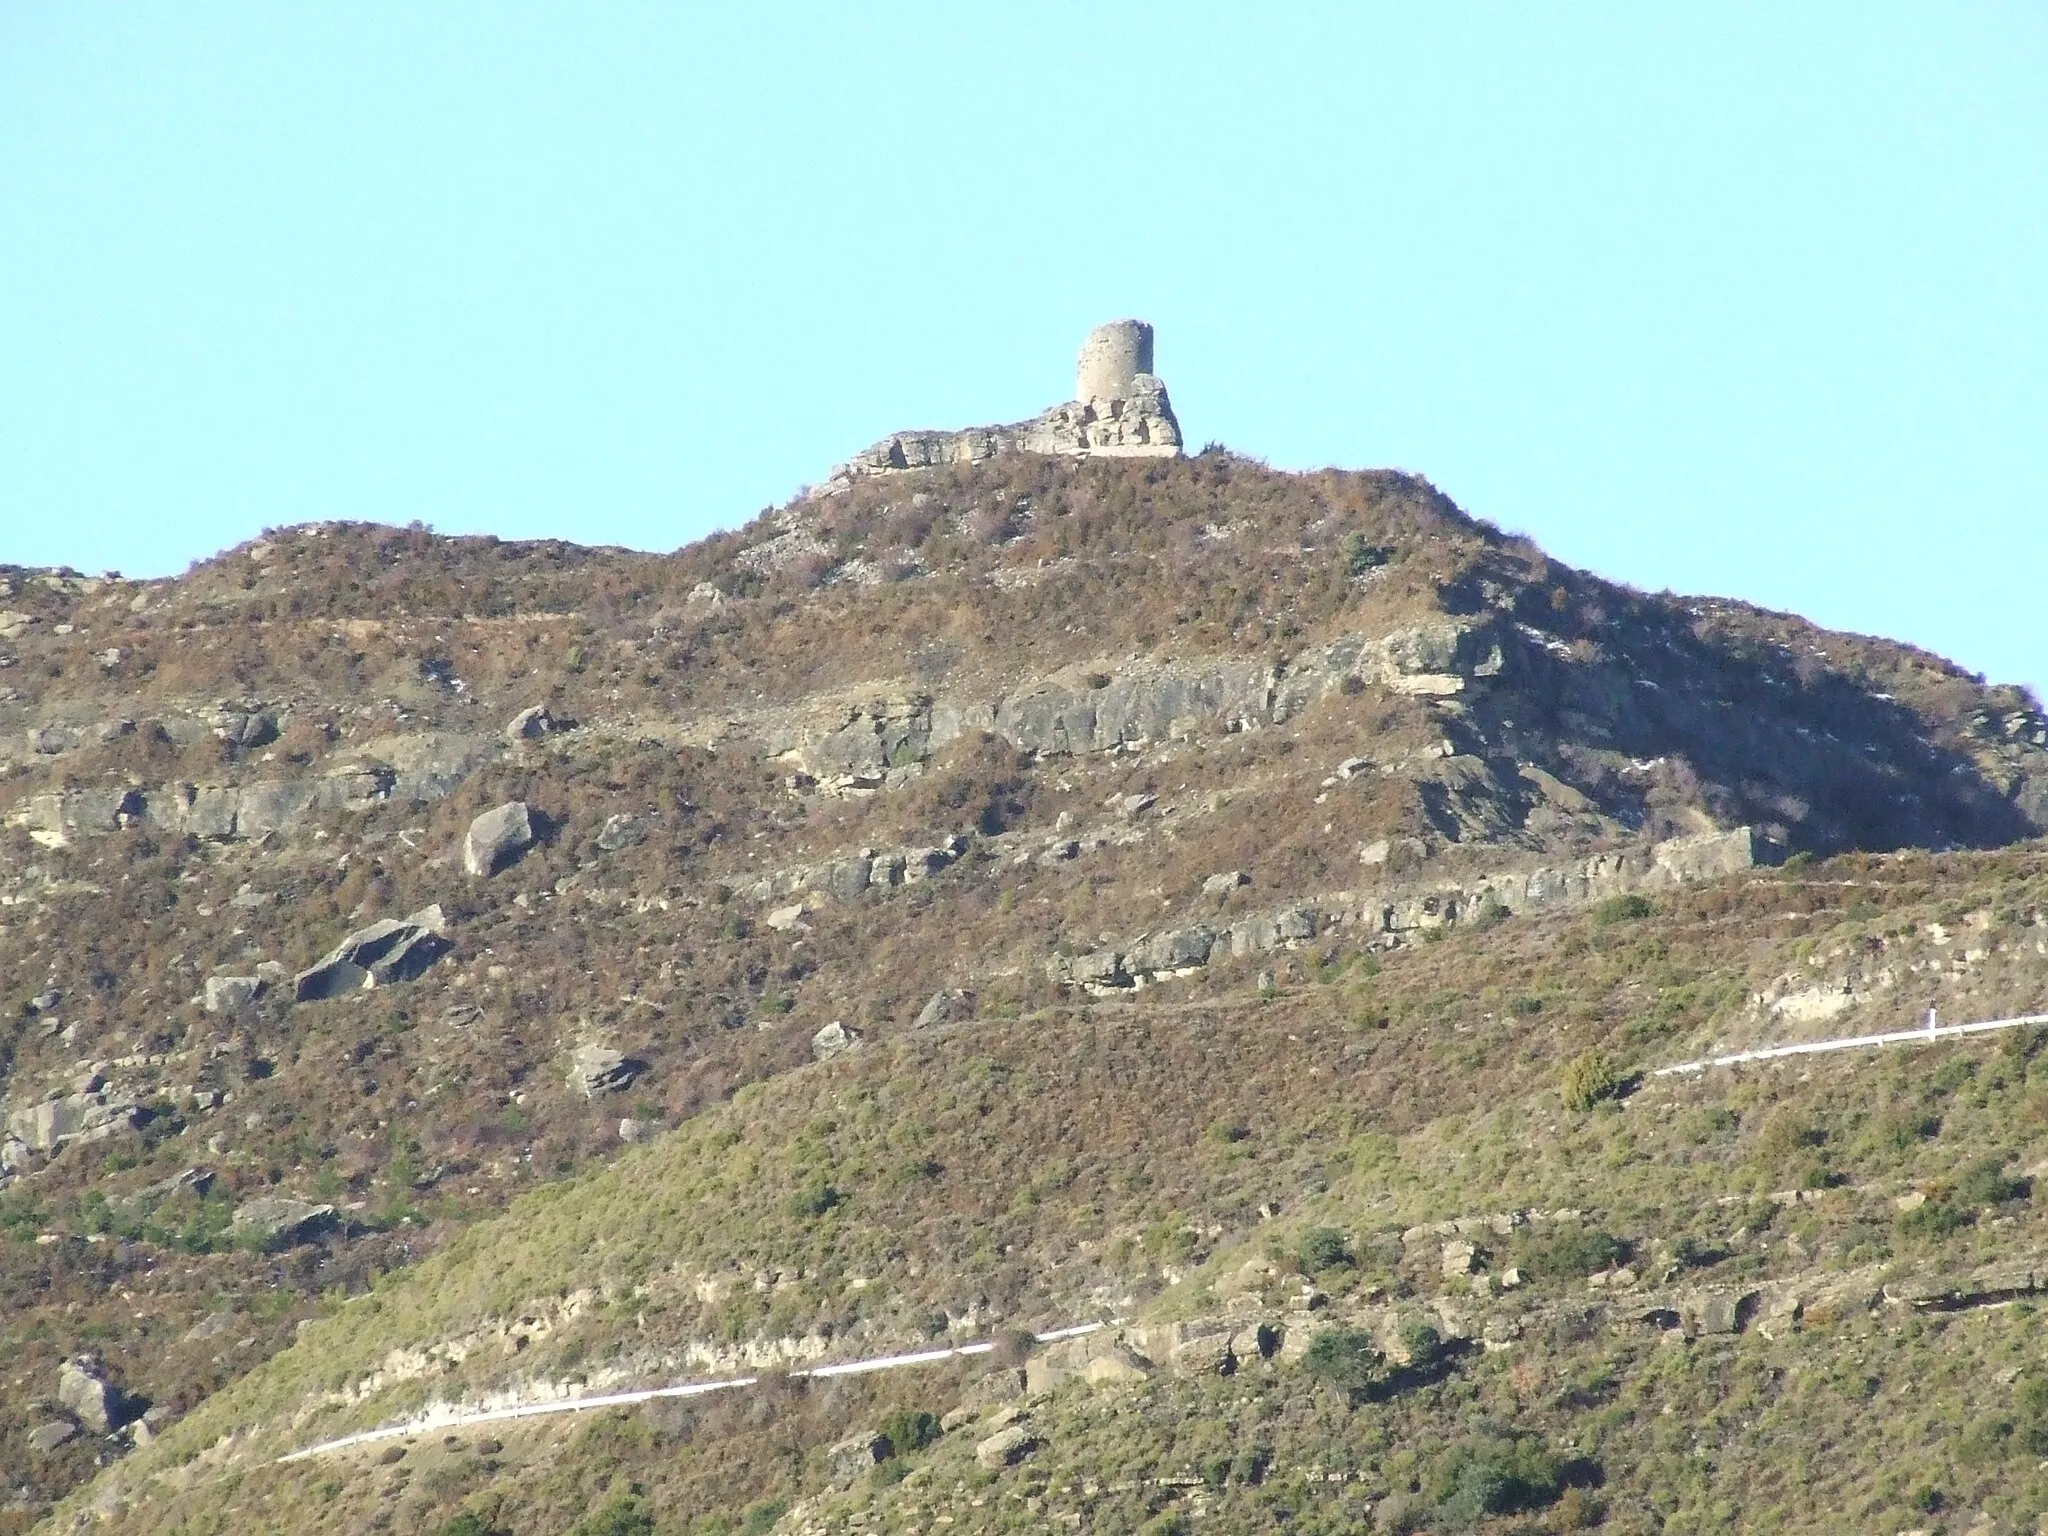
(4, 451), (2046, 1533)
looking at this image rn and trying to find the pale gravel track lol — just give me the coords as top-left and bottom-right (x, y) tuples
(276, 1322), (1112, 1463)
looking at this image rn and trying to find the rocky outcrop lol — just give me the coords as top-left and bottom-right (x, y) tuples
(293, 906), (451, 1002)
(810, 1022), (862, 1062)
(4, 731), (499, 848)
(463, 801), (535, 877)
(231, 1197), (337, 1248)
(759, 623), (1505, 789)
(28, 1420), (77, 1454)
(742, 837), (966, 906)
(1051, 826), (1768, 991)
(5, 1087), (141, 1156)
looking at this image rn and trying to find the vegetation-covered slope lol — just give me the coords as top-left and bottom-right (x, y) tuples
(2, 450), (2044, 1533)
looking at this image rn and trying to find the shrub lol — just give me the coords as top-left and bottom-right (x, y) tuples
(1516, 1225), (1627, 1277)
(2017, 1373), (2048, 1455)
(436, 1516), (501, 1536)
(1426, 1431), (1568, 1529)
(876, 1407), (941, 1456)
(1954, 1155), (2025, 1207)
(1302, 1326), (1382, 1399)
(1896, 1198), (1972, 1240)
(1591, 893), (1653, 928)
(1396, 1318), (1446, 1371)
(786, 1179), (843, 1218)
(1559, 1050), (1619, 1112)
(569, 1492), (653, 1536)
(1343, 533), (1391, 575)
(1296, 1225), (1352, 1274)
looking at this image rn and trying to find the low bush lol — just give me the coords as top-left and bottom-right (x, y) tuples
(1559, 1050), (1619, 1112)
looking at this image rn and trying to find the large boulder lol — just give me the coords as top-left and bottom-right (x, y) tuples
(293, 905), (450, 1001)
(203, 975), (264, 1014)
(974, 1423), (1037, 1469)
(57, 1357), (131, 1433)
(811, 1021), (862, 1062)
(568, 1045), (639, 1098)
(826, 1430), (893, 1487)
(463, 801), (535, 877)
(912, 989), (975, 1029)
(231, 1196), (336, 1248)
(505, 705), (554, 741)
(28, 1420), (77, 1454)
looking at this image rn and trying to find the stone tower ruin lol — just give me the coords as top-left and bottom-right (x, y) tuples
(1075, 319), (1155, 405)
(827, 320), (1182, 490)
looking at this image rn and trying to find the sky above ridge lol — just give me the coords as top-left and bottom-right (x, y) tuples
(3, 5), (2044, 692)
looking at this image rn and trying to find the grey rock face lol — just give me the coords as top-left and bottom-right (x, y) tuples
(203, 975), (265, 1014)
(58, 1357), (129, 1433)
(463, 801), (535, 877)
(618, 1118), (658, 1145)
(912, 989), (975, 1029)
(231, 1197), (337, 1248)
(827, 1430), (893, 1487)
(293, 905), (450, 1002)
(569, 1045), (639, 1098)
(810, 1021), (862, 1062)
(596, 813), (646, 852)
(1202, 870), (1250, 896)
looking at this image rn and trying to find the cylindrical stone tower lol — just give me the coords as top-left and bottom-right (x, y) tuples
(1075, 319), (1155, 403)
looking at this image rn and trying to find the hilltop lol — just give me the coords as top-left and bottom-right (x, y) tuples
(3, 443), (2047, 1534)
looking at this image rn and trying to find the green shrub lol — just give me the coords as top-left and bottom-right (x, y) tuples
(569, 1492), (653, 1536)
(786, 1179), (843, 1218)
(1296, 1225), (1352, 1274)
(1516, 1225), (1627, 1277)
(1343, 533), (1392, 575)
(1302, 1326), (1382, 1399)
(2017, 1373), (2048, 1455)
(1954, 1155), (2024, 1207)
(1396, 1318), (1446, 1372)
(1591, 893), (1653, 928)
(876, 1407), (940, 1456)
(1426, 1431), (1568, 1528)
(1559, 1050), (1619, 1112)
(1896, 1198), (1972, 1240)
(435, 1515), (501, 1536)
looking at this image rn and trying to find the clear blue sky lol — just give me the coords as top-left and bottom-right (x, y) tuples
(4, 6), (2044, 690)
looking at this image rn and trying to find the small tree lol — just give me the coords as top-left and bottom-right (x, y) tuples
(1559, 1050), (1619, 1112)
(1303, 1326), (1382, 1401)
(1296, 1225), (1353, 1274)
